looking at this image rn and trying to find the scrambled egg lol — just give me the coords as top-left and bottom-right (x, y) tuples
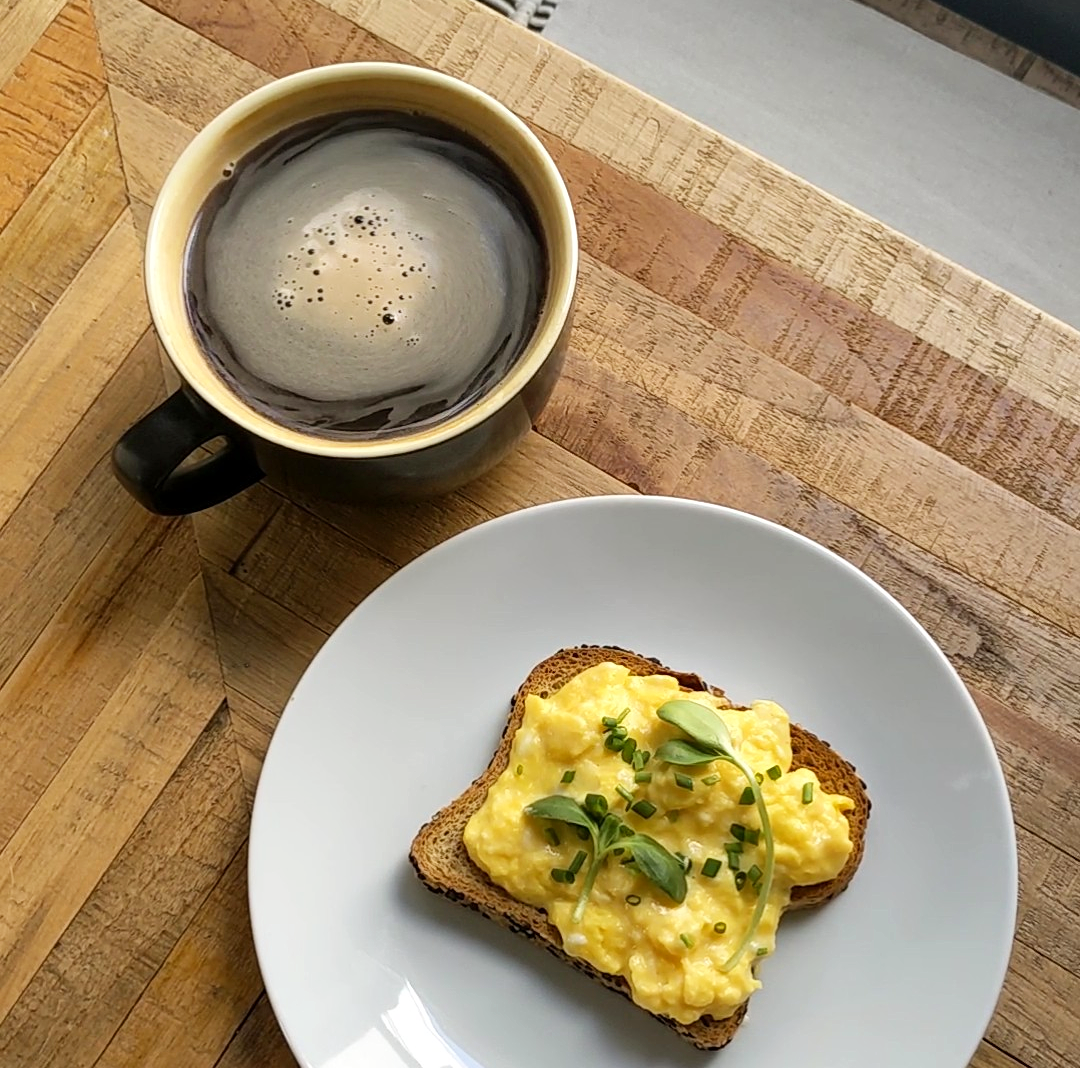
(463, 662), (854, 1023)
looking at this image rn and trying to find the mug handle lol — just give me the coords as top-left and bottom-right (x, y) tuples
(112, 388), (263, 515)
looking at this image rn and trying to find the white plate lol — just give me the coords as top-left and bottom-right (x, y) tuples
(249, 496), (1016, 1068)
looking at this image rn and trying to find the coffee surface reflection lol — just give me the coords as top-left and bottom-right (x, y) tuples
(184, 110), (546, 439)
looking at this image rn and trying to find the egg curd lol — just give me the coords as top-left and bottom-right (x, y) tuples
(463, 662), (854, 1023)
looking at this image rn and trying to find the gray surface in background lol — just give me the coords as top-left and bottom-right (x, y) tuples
(545, 0), (1080, 328)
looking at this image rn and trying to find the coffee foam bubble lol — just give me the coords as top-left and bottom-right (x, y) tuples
(198, 126), (541, 431)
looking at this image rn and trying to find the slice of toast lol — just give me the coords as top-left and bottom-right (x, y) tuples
(410, 645), (870, 1050)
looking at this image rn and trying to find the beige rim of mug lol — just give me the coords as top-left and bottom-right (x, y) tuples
(145, 62), (578, 458)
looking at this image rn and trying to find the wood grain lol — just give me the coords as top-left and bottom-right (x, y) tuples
(0, 0), (104, 229)
(0, 576), (221, 1019)
(96, 844), (261, 1068)
(0, 703), (246, 1067)
(215, 994), (297, 1068)
(2, 0), (1079, 1065)
(0, 94), (128, 372)
(0, 509), (193, 849)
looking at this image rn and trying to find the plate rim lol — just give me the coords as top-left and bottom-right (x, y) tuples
(248, 494), (1019, 1065)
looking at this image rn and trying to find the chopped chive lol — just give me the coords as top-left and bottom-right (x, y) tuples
(639, 750), (651, 767)
(618, 822), (635, 838)
(734, 871), (748, 890)
(616, 708), (630, 725)
(756, 947), (769, 956)
(616, 784), (635, 806)
(674, 772), (694, 791)
(625, 894), (642, 906)
(748, 864), (763, 885)
(634, 770), (653, 784)
(739, 786), (755, 805)
(568, 849), (587, 875)
(727, 851), (741, 872)
(766, 765), (782, 781)
(612, 846), (624, 856)
(601, 716), (618, 729)
(744, 827), (760, 846)
(515, 764), (523, 776)
(802, 782), (814, 804)
(665, 809), (681, 823)
(631, 749), (646, 771)
(679, 933), (695, 949)
(725, 841), (744, 854)
(551, 868), (575, 884)
(544, 827), (561, 847)
(631, 799), (658, 819)
(702, 773), (721, 785)
(575, 826), (590, 841)
(731, 823), (747, 842)
(755, 772), (764, 784)
(702, 857), (722, 878)
(713, 921), (727, 934)
(561, 769), (576, 784)
(584, 793), (608, 820)
(604, 733), (624, 751)
(621, 737), (638, 764)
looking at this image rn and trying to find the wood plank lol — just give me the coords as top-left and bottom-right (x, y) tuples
(107, 85), (193, 207)
(0, 316), (167, 689)
(0, 221), (148, 523)
(0, 576), (222, 1020)
(1016, 828), (1080, 977)
(0, 0), (69, 91)
(234, 503), (400, 634)
(971, 1042), (1033, 1068)
(205, 567), (325, 712)
(95, 844), (261, 1068)
(988, 941), (1080, 1068)
(543, 136), (1080, 532)
(142, 0), (411, 74)
(224, 687), (278, 803)
(215, 994), (296, 1068)
(0, 94), (127, 371)
(95, 0), (266, 122)
(0, 0), (105, 231)
(190, 481), (282, 574)
(0, 702), (245, 1068)
(973, 691), (1080, 864)
(0, 511), (190, 849)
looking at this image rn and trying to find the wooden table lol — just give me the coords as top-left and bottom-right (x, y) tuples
(1, 1), (1078, 1065)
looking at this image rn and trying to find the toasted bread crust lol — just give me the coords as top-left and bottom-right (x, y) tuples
(410, 645), (870, 1050)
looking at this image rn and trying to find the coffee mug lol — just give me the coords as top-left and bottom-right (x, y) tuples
(112, 62), (577, 515)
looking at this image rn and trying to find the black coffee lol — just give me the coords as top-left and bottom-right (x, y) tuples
(183, 110), (546, 439)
